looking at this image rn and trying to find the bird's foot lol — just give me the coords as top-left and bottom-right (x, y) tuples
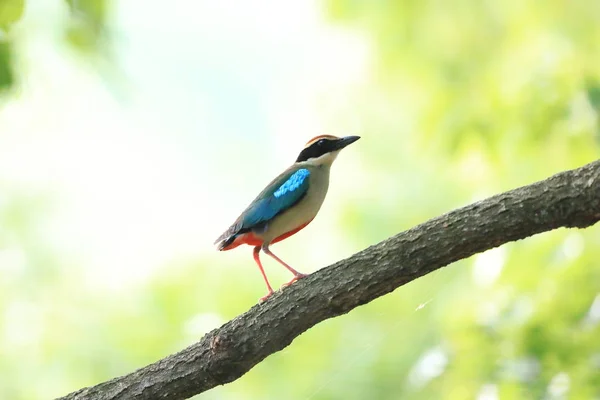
(280, 273), (308, 289)
(259, 290), (274, 303)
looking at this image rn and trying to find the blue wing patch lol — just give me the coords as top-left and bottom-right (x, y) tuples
(240, 168), (311, 229)
(274, 169), (310, 198)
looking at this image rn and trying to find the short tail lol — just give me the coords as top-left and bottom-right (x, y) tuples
(215, 234), (236, 251)
(215, 222), (247, 251)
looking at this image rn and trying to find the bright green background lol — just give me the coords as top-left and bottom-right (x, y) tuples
(1, 0), (599, 399)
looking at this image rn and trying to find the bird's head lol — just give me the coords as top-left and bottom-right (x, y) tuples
(295, 135), (360, 166)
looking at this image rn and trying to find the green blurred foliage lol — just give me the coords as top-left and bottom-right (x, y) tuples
(0, 40), (13, 91)
(64, 0), (109, 53)
(1, 1), (600, 400)
(0, 0), (24, 31)
(0, 0), (22, 91)
(0, 0), (109, 94)
(317, 0), (600, 398)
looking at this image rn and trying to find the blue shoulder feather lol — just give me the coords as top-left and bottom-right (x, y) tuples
(274, 169), (310, 198)
(241, 168), (311, 228)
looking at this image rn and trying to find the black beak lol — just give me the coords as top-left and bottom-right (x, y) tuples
(334, 135), (361, 150)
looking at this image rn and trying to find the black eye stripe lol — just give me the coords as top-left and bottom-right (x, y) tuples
(295, 139), (335, 162)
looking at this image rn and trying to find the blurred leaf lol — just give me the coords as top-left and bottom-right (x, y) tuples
(586, 81), (600, 142)
(65, 0), (107, 19)
(64, 0), (109, 53)
(586, 80), (600, 113)
(0, 39), (13, 91)
(65, 23), (98, 53)
(0, 0), (24, 32)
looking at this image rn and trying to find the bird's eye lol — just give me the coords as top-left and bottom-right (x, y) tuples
(317, 139), (326, 146)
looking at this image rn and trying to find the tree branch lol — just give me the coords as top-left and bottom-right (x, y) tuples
(58, 160), (600, 400)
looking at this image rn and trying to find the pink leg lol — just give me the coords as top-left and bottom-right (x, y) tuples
(262, 244), (307, 288)
(253, 246), (274, 302)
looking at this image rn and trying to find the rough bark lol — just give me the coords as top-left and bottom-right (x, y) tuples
(58, 160), (600, 400)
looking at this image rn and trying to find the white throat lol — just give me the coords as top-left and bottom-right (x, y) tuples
(303, 151), (340, 167)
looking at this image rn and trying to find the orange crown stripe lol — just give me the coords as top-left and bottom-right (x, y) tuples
(304, 134), (339, 147)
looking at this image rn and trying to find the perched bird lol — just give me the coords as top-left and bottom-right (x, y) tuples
(215, 135), (360, 302)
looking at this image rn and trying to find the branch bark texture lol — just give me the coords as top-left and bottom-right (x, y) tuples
(59, 160), (600, 400)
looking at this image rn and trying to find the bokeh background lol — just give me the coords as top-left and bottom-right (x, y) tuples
(1, 0), (600, 399)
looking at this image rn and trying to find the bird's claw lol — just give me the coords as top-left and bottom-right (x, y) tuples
(280, 273), (308, 289)
(259, 274), (307, 302)
(259, 290), (274, 303)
